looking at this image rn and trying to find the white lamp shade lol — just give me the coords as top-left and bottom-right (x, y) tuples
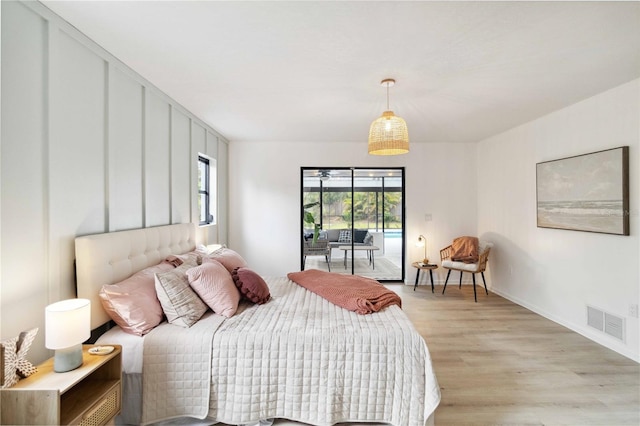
(45, 299), (90, 350)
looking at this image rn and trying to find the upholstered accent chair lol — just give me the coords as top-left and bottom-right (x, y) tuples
(440, 240), (493, 302)
(302, 240), (331, 272)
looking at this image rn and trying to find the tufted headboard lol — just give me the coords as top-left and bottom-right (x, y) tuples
(75, 223), (196, 329)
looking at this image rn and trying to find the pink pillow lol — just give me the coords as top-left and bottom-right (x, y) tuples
(231, 267), (271, 304)
(204, 248), (247, 273)
(186, 260), (240, 318)
(99, 263), (174, 336)
(173, 251), (202, 267)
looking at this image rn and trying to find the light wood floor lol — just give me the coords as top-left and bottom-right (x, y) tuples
(394, 283), (640, 425)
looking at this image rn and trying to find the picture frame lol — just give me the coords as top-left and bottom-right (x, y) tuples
(536, 146), (629, 235)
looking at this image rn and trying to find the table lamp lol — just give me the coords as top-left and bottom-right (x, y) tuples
(45, 298), (90, 372)
(416, 234), (428, 264)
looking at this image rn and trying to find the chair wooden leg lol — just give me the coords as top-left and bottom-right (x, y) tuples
(472, 273), (477, 302)
(459, 271), (463, 289)
(326, 256), (331, 272)
(302, 256), (306, 270)
(481, 272), (488, 295)
(442, 269), (452, 294)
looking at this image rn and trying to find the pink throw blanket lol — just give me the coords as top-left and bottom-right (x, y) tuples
(287, 269), (401, 314)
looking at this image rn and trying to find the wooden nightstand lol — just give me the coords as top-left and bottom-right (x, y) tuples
(1, 345), (122, 425)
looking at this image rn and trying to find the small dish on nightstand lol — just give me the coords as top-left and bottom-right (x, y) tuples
(89, 346), (114, 355)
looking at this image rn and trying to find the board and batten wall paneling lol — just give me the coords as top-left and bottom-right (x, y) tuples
(171, 109), (191, 225)
(200, 131), (219, 243)
(108, 66), (143, 231)
(1, 0), (229, 364)
(49, 30), (106, 301)
(207, 131), (218, 158)
(217, 140), (229, 245)
(192, 122), (207, 154)
(191, 122), (206, 227)
(144, 91), (171, 227)
(0, 0), (50, 362)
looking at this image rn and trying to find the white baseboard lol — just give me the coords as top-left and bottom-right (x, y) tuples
(489, 286), (639, 363)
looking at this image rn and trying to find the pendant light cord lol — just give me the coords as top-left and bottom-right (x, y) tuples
(386, 82), (390, 110)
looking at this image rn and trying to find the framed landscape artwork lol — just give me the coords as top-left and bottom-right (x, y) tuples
(536, 146), (629, 235)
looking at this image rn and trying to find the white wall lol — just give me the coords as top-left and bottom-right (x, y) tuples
(477, 79), (640, 362)
(0, 1), (228, 363)
(228, 141), (478, 278)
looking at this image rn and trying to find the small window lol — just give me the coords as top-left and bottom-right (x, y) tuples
(198, 155), (216, 225)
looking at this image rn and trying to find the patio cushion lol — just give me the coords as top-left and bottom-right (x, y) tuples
(338, 230), (351, 242)
(325, 229), (341, 242)
(353, 230), (368, 243)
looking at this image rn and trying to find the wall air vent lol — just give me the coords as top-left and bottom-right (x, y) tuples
(604, 313), (624, 341)
(587, 306), (604, 331)
(586, 305), (625, 342)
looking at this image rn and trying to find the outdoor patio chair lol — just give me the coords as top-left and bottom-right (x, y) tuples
(302, 239), (331, 272)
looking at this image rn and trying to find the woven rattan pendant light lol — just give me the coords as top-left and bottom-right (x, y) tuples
(368, 78), (409, 155)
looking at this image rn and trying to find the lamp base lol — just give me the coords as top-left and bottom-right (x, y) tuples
(423, 258), (430, 265)
(53, 344), (83, 372)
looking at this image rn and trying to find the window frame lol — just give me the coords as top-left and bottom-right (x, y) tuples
(198, 155), (215, 225)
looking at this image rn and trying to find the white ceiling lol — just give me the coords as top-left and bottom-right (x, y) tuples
(41, 1), (640, 144)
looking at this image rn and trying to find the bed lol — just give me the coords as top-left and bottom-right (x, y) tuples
(75, 223), (440, 425)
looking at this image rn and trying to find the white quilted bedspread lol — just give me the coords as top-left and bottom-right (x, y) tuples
(142, 277), (440, 426)
(142, 311), (225, 424)
(210, 277), (439, 426)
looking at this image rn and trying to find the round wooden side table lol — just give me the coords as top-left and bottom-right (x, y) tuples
(412, 262), (438, 293)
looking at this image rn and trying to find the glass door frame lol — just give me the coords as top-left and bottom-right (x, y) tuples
(300, 166), (406, 282)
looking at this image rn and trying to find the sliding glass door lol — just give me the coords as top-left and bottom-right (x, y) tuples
(301, 167), (405, 282)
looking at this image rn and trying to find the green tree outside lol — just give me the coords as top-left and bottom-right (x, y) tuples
(341, 191), (402, 229)
(304, 190), (402, 230)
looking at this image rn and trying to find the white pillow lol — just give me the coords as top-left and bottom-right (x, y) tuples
(479, 240), (494, 254)
(154, 264), (208, 328)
